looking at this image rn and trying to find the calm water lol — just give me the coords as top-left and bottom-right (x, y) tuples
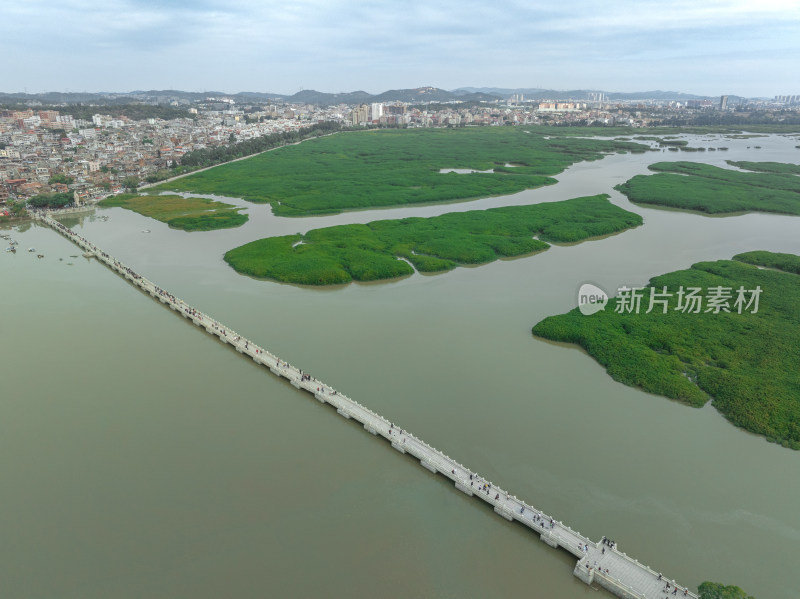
(2, 134), (799, 599)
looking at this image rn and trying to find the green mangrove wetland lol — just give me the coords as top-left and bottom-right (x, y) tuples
(698, 582), (755, 599)
(734, 249), (800, 274)
(155, 127), (649, 216)
(532, 252), (800, 450)
(223, 195), (642, 285)
(98, 194), (248, 231)
(725, 160), (800, 175)
(615, 161), (800, 215)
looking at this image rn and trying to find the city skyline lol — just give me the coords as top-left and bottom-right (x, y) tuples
(3, 0), (799, 98)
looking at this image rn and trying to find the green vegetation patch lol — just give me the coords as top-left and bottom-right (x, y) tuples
(532, 253), (800, 449)
(156, 128), (648, 216)
(224, 195), (642, 285)
(726, 160), (800, 175)
(616, 161), (800, 215)
(98, 194), (247, 231)
(733, 250), (800, 274)
(699, 581), (755, 599)
(523, 125), (800, 137)
(724, 134), (767, 139)
(28, 192), (74, 209)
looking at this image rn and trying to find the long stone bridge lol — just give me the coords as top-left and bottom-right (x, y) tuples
(37, 212), (699, 599)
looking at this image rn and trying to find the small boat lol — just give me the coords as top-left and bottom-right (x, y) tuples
(141, 229), (151, 233)
(28, 247), (36, 252)
(37, 254), (44, 259)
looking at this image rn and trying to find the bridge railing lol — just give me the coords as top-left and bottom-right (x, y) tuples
(592, 568), (648, 599)
(609, 546), (699, 599)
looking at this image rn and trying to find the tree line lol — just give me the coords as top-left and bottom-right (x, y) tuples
(178, 121), (342, 168)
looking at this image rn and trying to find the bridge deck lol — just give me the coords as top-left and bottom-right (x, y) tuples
(38, 213), (698, 599)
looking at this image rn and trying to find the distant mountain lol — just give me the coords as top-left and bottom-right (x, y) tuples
(0, 87), (744, 107)
(369, 87), (501, 103)
(453, 87), (547, 97)
(282, 89), (374, 105)
(0, 87), (504, 107)
(278, 87), (502, 105)
(452, 87), (717, 101)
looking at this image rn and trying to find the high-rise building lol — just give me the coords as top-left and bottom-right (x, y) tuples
(352, 104), (369, 125)
(719, 95), (729, 111)
(370, 103), (384, 120)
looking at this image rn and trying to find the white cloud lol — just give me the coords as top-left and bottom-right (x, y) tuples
(1, 0), (798, 95)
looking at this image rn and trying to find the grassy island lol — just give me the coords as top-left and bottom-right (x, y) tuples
(155, 128), (648, 216)
(615, 161), (800, 215)
(725, 160), (800, 175)
(532, 252), (800, 449)
(223, 195), (642, 285)
(98, 194), (247, 231)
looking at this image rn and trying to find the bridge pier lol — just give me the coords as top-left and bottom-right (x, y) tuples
(391, 441), (406, 454)
(455, 482), (474, 496)
(540, 531), (559, 548)
(364, 424), (378, 435)
(420, 460), (437, 474)
(337, 408), (351, 419)
(573, 559), (595, 585)
(493, 505), (513, 521)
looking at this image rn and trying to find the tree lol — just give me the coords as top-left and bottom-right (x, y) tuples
(698, 581), (755, 599)
(229, 132), (236, 143)
(7, 199), (28, 217)
(49, 174), (75, 185)
(27, 192), (73, 208)
(122, 176), (139, 192)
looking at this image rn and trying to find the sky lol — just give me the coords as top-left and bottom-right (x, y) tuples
(2, 0), (799, 97)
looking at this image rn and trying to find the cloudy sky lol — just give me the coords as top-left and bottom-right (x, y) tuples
(3, 0), (798, 97)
